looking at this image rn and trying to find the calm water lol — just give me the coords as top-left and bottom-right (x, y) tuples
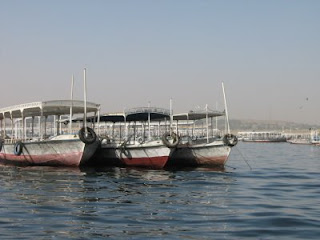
(1, 142), (320, 239)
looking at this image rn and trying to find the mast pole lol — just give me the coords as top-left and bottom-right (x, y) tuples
(148, 101), (151, 141)
(170, 98), (173, 135)
(83, 68), (88, 135)
(215, 102), (218, 130)
(206, 104), (209, 143)
(222, 82), (230, 134)
(69, 74), (74, 134)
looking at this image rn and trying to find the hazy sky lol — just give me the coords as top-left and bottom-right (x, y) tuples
(1, 0), (320, 124)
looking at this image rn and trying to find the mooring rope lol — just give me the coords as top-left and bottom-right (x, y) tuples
(234, 146), (252, 170)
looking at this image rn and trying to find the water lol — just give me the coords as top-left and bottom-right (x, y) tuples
(1, 142), (320, 239)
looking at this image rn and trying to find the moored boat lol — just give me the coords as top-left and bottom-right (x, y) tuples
(239, 131), (287, 143)
(0, 100), (100, 167)
(310, 131), (320, 145)
(287, 138), (311, 145)
(165, 110), (237, 167)
(166, 83), (237, 168)
(91, 107), (176, 169)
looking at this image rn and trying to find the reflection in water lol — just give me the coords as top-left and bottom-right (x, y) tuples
(0, 164), (235, 239)
(1, 143), (320, 239)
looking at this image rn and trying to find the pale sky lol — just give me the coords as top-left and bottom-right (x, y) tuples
(1, 0), (319, 124)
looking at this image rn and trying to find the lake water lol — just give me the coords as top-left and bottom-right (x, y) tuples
(0, 142), (320, 239)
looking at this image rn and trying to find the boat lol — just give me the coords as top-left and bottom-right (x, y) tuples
(91, 107), (177, 169)
(165, 83), (238, 168)
(165, 109), (237, 167)
(286, 130), (313, 145)
(287, 138), (311, 145)
(0, 100), (100, 167)
(310, 130), (320, 145)
(239, 131), (287, 143)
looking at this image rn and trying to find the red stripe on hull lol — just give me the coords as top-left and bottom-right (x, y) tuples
(167, 144), (231, 167)
(121, 156), (169, 169)
(0, 139), (99, 167)
(0, 152), (83, 167)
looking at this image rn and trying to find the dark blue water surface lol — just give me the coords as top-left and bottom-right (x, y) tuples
(1, 142), (320, 239)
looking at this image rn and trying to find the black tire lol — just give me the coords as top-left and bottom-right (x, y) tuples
(0, 140), (3, 152)
(14, 141), (23, 156)
(137, 137), (144, 144)
(78, 127), (97, 144)
(162, 132), (180, 148)
(223, 134), (238, 147)
(120, 146), (130, 157)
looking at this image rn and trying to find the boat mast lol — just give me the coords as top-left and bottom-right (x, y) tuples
(148, 101), (151, 141)
(222, 82), (230, 134)
(170, 98), (173, 135)
(215, 102), (218, 131)
(83, 68), (88, 135)
(69, 74), (74, 134)
(97, 106), (100, 136)
(206, 104), (209, 143)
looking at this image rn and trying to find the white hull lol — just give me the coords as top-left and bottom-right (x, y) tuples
(93, 140), (172, 168)
(0, 137), (99, 167)
(167, 140), (231, 167)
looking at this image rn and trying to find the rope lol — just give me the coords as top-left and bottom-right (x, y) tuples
(234, 146), (252, 170)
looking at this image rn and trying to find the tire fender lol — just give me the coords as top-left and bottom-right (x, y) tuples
(223, 134), (238, 147)
(14, 141), (23, 156)
(162, 132), (180, 148)
(78, 127), (97, 144)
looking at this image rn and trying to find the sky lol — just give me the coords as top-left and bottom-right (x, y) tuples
(1, 0), (320, 125)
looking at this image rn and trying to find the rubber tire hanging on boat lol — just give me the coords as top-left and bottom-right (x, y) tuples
(14, 141), (23, 156)
(223, 134), (238, 147)
(120, 139), (130, 156)
(78, 127), (96, 144)
(137, 137), (144, 144)
(162, 132), (180, 148)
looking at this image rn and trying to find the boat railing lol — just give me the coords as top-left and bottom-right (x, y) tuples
(179, 135), (222, 144)
(100, 133), (162, 145)
(1, 133), (78, 144)
(3, 137), (43, 144)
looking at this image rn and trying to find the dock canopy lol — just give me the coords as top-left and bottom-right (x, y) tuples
(173, 110), (225, 121)
(0, 100), (100, 119)
(87, 107), (170, 123)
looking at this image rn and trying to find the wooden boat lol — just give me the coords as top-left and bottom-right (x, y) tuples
(165, 109), (237, 167)
(91, 107), (175, 169)
(0, 100), (100, 167)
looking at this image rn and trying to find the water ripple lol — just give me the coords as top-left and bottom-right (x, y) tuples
(0, 143), (320, 239)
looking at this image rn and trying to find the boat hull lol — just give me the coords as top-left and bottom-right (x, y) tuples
(287, 139), (311, 145)
(167, 141), (231, 167)
(242, 138), (287, 143)
(93, 141), (171, 169)
(0, 139), (99, 167)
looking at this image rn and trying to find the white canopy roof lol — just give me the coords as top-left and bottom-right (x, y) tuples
(82, 107), (170, 123)
(173, 110), (225, 121)
(0, 100), (100, 120)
